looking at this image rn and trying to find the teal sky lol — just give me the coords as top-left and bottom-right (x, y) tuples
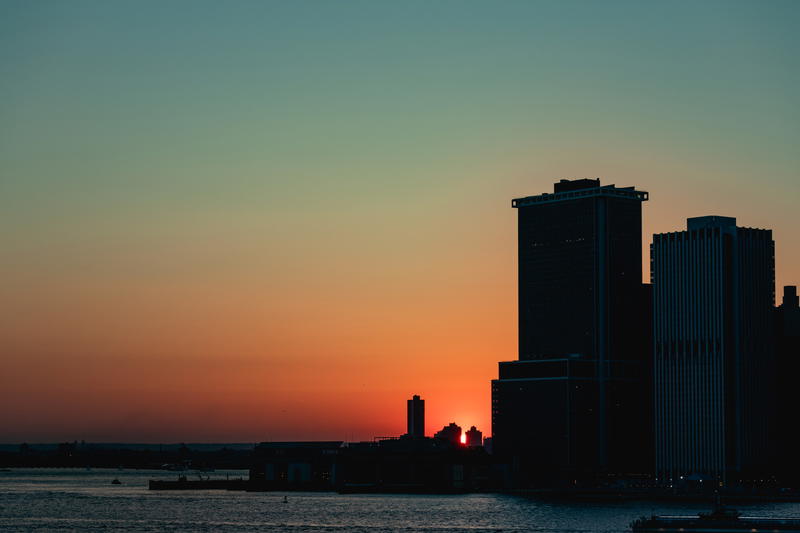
(3, 1), (798, 217)
(1, 1), (798, 442)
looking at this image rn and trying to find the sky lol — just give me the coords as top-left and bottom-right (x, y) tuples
(1, 0), (798, 443)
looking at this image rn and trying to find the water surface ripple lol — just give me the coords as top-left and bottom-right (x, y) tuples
(3, 469), (800, 532)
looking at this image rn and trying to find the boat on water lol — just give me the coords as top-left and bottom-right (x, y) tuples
(631, 503), (800, 532)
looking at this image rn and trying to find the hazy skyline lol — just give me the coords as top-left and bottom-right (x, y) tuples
(1, 0), (798, 442)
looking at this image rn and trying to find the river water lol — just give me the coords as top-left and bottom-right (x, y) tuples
(2, 468), (800, 532)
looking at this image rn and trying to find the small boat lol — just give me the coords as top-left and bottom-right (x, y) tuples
(631, 502), (800, 532)
(111, 478), (122, 485)
(283, 496), (288, 503)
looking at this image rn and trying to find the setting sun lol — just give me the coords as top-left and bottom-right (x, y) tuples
(460, 431), (467, 445)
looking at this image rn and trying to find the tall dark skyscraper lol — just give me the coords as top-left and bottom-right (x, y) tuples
(652, 216), (775, 485)
(492, 178), (651, 486)
(776, 286), (800, 482)
(407, 394), (424, 438)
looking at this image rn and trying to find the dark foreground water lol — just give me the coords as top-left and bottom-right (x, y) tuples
(3, 469), (800, 532)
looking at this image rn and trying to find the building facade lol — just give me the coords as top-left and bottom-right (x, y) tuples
(492, 178), (651, 486)
(652, 216), (775, 485)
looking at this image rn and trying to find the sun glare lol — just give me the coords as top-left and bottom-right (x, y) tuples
(460, 432), (467, 445)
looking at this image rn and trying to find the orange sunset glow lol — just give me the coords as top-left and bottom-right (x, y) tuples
(2, 1), (799, 446)
(4, 176), (797, 444)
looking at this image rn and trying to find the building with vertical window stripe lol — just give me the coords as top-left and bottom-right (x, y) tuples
(651, 216), (775, 486)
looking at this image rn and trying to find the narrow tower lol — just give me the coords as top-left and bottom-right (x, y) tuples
(407, 394), (425, 438)
(776, 286), (800, 482)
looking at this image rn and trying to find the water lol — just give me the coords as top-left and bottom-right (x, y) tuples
(3, 469), (800, 532)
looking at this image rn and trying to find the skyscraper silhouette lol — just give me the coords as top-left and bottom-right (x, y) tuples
(776, 286), (800, 482)
(465, 426), (483, 448)
(407, 395), (425, 438)
(652, 216), (775, 485)
(492, 179), (651, 486)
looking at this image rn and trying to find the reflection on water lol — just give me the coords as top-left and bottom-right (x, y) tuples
(2, 469), (800, 532)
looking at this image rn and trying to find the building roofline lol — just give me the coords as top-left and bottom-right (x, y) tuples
(653, 226), (773, 240)
(512, 184), (648, 208)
